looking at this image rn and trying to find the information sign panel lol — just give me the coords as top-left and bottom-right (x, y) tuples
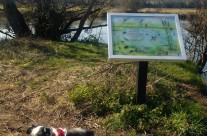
(107, 13), (187, 61)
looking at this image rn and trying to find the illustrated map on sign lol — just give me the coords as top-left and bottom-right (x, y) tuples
(111, 15), (181, 56)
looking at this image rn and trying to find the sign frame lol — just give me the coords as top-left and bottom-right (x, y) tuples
(107, 13), (187, 61)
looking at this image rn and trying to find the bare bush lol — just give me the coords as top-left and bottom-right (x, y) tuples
(184, 9), (207, 73)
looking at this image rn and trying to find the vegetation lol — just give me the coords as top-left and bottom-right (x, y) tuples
(115, 0), (145, 12)
(0, 0), (201, 41)
(111, 0), (201, 10)
(1, 0), (109, 40)
(143, 0), (202, 8)
(138, 8), (196, 15)
(0, 38), (207, 135)
(184, 2), (207, 73)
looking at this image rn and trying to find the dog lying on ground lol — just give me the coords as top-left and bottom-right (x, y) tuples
(26, 125), (95, 136)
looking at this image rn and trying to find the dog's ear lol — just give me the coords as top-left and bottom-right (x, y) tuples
(26, 124), (36, 134)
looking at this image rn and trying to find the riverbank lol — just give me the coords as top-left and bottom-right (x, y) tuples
(108, 7), (196, 20)
(0, 4), (196, 19)
(0, 38), (207, 135)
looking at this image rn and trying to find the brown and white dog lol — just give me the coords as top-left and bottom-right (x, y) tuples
(26, 125), (95, 136)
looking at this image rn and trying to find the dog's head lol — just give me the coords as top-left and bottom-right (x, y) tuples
(26, 125), (52, 136)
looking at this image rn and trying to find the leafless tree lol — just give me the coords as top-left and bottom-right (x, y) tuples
(184, 7), (207, 73)
(2, 0), (110, 40)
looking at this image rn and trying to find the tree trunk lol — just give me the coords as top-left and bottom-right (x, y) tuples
(197, 45), (207, 73)
(70, 0), (96, 42)
(3, 0), (31, 37)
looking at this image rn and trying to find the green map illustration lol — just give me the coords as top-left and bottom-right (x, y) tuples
(111, 16), (181, 56)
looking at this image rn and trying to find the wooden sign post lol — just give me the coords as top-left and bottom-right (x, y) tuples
(136, 61), (148, 104)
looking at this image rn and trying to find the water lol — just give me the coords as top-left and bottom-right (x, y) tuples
(0, 29), (13, 41)
(61, 19), (108, 43)
(79, 25), (108, 43)
(0, 19), (108, 43)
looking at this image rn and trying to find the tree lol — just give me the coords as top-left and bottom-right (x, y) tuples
(118, 0), (144, 12)
(34, 0), (67, 40)
(70, 0), (96, 41)
(2, 0), (109, 41)
(2, 0), (31, 37)
(184, 4), (207, 73)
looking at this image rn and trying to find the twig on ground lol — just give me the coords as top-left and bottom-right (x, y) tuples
(86, 62), (135, 78)
(147, 75), (170, 90)
(3, 123), (10, 132)
(20, 111), (37, 123)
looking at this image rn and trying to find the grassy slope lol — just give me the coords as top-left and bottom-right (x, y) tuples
(0, 39), (107, 135)
(0, 38), (207, 135)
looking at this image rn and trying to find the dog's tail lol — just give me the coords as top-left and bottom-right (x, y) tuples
(85, 130), (95, 136)
(67, 128), (95, 136)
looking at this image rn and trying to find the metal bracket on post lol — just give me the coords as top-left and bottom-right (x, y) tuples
(136, 61), (148, 104)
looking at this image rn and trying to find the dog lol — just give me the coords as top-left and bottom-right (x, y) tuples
(26, 125), (95, 136)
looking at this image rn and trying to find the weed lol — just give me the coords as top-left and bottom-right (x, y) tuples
(166, 112), (188, 135)
(67, 84), (92, 105)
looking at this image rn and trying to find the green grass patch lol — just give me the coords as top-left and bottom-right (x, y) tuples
(0, 38), (107, 69)
(150, 61), (203, 88)
(67, 61), (207, 135)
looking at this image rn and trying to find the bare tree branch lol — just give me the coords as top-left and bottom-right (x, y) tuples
(0, 29), (15, 38)
(71, 0), (96, 41)
(185, 8), (207, 73)
(63, 24), (107, 34)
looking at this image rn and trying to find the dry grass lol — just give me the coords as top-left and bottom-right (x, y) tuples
(0, 38), (106, 136)
(108, 7), (126, 13)
(138, 8), (196, 14)
(108, 7), (196, 14)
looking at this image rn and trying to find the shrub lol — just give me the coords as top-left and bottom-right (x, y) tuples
(67, 84), (92, 105)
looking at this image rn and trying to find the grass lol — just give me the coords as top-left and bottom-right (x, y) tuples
(0, 38), (207, 135)
(109, 7), (196, 15)
(0, 4), (30, 13)
(0, 4), (3, 10)
(138, 8), (196, 14)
